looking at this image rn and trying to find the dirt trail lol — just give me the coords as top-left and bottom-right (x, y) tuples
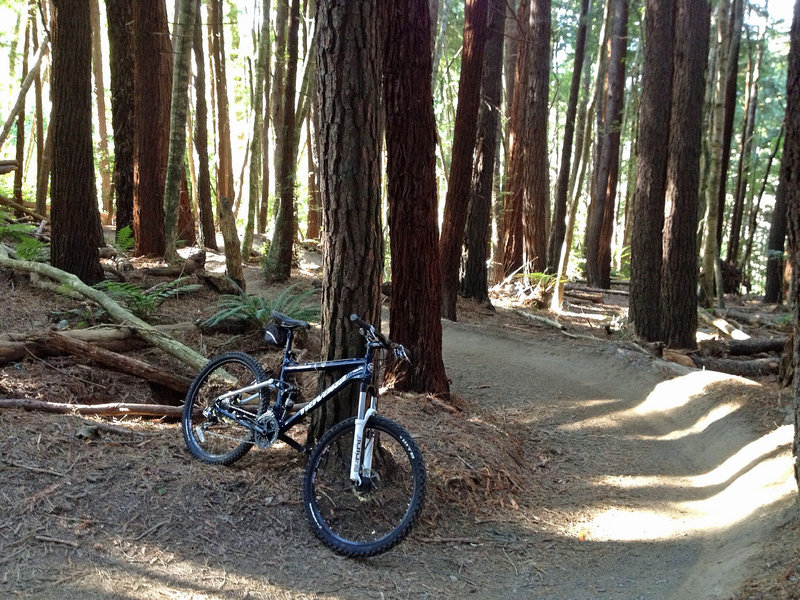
(0, 311), (797, 599)
(441, 319), (797, 599)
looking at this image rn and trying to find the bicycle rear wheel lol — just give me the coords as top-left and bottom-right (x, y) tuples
(182, 352), (268, 465)
(303, 415), (425, 557)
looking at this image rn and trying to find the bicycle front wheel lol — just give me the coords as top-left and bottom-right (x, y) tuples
(182, 352), (268, 465)
(303, 415), (426, 557)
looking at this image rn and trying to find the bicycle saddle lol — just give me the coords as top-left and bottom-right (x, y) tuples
(271, 310), (310, 330)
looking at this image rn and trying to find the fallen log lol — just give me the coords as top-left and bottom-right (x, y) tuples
(0, 194), (49, 223)
(563, 289), (603, 304)
(690, 355), (780, 378)
(0, 245), (209, 371)
(697, 309), (749, 340)
(0, 398), (183, 418)
(46, 332), (193, 394)
(0, 322), (198, 366)
(697, 336), (787, 357)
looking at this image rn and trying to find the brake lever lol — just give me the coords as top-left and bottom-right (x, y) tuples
(392, 344), (411, 363)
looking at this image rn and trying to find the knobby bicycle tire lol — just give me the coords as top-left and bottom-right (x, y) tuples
(303, 415), (426, 557)
(182, 352), (269, 465)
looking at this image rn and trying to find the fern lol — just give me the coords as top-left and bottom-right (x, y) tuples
(199, 283), (320, 328)
(15, 236), (47, 262)
(94, 278), (202, 318)
(114, 225), (135, 253)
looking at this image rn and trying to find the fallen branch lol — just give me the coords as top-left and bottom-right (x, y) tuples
(0, 245), (208, 371)
(697, 336), (787, 357)
(690, 356), (780, 378)
(513, 309), (565, 330)
(0, 194), (49, 222)
(697, 309), (749, 340)
(0, 398), (184, 418)
(46, 332), (193, 394)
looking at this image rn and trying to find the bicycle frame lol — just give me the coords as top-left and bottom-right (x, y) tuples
(213, 327), (382, 482)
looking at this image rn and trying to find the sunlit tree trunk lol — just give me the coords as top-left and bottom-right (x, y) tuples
(660, 0), (709, 349)
(384, 0), (450, 395)
(311, 0), (383, 441)
(266, 0), (300, 282)
(50, 0), (104, 284)
(629, 0), (674, 342)
(271, 0), (289, 209)
(208, 0), (234, 219)
(439, 0), (489, 320)
(90, 0), (112, 224)
(585, 0), (627, 289)
(163, 0), (196, 261)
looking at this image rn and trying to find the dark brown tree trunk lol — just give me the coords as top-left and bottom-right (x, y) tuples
(439, 0), (489, 320)
(32, 5), (44, 217)
(546, 0), (590, 273)
(209, 0), (235, 223)
(585, 0), (627, 289)
(629, 0), (674, 342)
(783, 0), (800, 493)
(106, 0), (134, 234)
(311, 0), (383, 441)
(522, 0), (551, 273)
(306, 113), (321, 240)
(266, 0), (300, 282)
(192, 0), (217, 250)
(502, 0), (529, 277)
(271, 0), (289, 208)
(132, 0), (171, 256)
(50, 0), (103, 284)
(765, 123), (790, 303)
(14, 19), (29, 210)
(660, 0), (709, 349)
(383, 0), (450, 395)
(461, 0), (504, 302)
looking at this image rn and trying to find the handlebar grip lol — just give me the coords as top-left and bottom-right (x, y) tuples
(350, 313), (391, 347)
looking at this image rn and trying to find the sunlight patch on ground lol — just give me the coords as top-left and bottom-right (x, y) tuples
(574, 425), (796, 542)
(637, 400), (743, 441)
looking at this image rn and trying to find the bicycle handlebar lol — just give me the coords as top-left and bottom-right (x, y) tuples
(349, 314), (410, 362)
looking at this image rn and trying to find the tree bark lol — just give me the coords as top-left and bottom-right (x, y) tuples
(439, 0), (489, 320)
(218, 196), (244, 290)
(209, 0), (235, 226)
(461, 0), (504, 302)
(629, 0), (674, 342)
(164, 0), (197, 262)
(585, 0), (627, 290)
(192, 0), (217, 250)
(50, 0), (104, 285)
(46, 332), (193, 393)
(13, 18), (29, 211)
(133, 0), (171, 256)
(266, 0), (300, 282)
(660, 0), (709, 349)
(383, 0), (450, 395)
(106, 0), (135, 234)
(0, 398), (185, 418)
(313, 0), (383, 440)
(90, 0), (113, 224)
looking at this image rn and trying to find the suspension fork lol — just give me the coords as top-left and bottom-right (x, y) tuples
(350, 382), (378, 484)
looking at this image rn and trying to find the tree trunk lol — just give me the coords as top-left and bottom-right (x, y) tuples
(271, 0), (289, 207)
(209, 0), (235, 226)
(312, 0), (383, 441)
(383, 0), (450, 395)
(585, 0), (627, 290)
(546, 0), (590, 273)
(306, 111), (321, 240)
(439, 0), (489, 320)
(13, 19), (29, 212)
(106, 0), (135, 234)
(192, 0), (217, 250)
(629, 0), (674, 342)
(90, 0), (113, 225)
(218, 196), (244, 290)
(50, 0), (104, 285)
(31, 6), (45, 218)
(164, 0), (197, 262)
(521, 0), (551, 274)
(502, 0), (530, 278)
(461, 0), (504, 302)
(660, 0), (709, 349)
(242, 5), (270, 258)
(266, 0), (300, 282)
(700, 0), (731, 305)
(133, 0), (171, 256)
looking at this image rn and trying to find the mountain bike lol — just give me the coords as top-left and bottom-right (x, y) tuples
(181, 311), (426, 557)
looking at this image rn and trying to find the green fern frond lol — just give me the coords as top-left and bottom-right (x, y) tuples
(114, 225), (135, 253)
(199, 284), (319, 329)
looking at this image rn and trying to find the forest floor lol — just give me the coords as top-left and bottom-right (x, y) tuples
(0, 246), (798, 599)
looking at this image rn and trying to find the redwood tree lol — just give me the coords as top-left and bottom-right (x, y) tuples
(629, 0), (674, 342)
(312, 0), (383, 440)
(50, 0), (103, 284)
(106, 0), (134, 234)
(383, 0), (449, 395)
(439, 0), (489, 320)
(132, 0), (171, 256)
(660, 0), (709, 349)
